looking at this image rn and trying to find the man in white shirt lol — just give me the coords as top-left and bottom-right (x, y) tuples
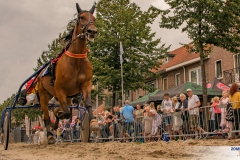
(187, 89), (205, 139)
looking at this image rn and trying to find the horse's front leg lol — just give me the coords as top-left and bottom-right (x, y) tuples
(53, 98), (71, 130)
(82, 83), (99, 131)
(54, 90), (71, 119)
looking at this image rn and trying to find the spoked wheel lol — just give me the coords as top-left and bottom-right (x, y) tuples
(80, 112), (90, 142)
(3, 111), (10, 150)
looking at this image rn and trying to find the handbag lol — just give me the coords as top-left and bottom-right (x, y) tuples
(226, 103), (234, 122)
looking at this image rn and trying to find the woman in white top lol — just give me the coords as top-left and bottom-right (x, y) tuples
(142, 105), (152, 142)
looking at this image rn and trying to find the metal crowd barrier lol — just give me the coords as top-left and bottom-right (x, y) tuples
(92, 102), (240, 142)
(11, 102), (240, 144)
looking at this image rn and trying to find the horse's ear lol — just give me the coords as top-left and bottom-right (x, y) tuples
(89, 5), (95, 14)
(76, 3), (82, 13)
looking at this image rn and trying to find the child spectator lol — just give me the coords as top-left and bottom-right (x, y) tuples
(211, 96), (221, 132)
(209, 107), (215, 133)
(220, 90), (229, 138)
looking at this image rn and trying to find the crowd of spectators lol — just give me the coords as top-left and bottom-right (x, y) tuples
(94, 83), (240, 142)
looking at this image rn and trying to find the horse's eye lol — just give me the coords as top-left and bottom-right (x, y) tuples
(80, 16), (84, 20)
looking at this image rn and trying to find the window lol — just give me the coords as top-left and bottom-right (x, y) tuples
(125, 90), (132, 101)
(136, 90), (139, 99)
(175, 73), (180, 86)
(146, 80), (156, 94)
(215, 60), (222, 78)
(234, 54), (240, 72)
(233, 54), (240, 83)
(162, 77), (168, 90)
(189, 67), (202, 85)
(105, 96), (113, 107)
(162, 57), (168, 64)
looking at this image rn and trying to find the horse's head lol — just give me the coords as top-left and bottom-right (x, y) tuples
(76, 3), (97, 42)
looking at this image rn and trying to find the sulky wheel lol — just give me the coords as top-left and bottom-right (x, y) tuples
(3, 111), (10, 150)
(80, 112), (90, 143)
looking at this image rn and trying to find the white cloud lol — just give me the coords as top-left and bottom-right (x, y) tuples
(151, 0), (170, 10)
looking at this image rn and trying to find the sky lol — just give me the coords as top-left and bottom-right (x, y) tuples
(0, 0), (189, 103)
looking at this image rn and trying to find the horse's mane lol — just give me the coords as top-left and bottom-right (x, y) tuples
(57, 14), (78, 56)
(64, 16), (78, 44)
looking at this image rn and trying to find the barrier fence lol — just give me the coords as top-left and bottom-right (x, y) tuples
(1, 103), (240, 144)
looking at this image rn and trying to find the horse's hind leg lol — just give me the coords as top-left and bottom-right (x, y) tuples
(38, 81), (54, 144)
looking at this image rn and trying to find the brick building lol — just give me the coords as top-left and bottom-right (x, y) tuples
(131, 45), (236, 102)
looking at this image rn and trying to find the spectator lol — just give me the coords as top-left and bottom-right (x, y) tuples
(156, 105), (163, 115)
(103, 115), (114, 139)
(220, 90), (229, 138)
(149, 109), (161, 139)
(142, 105), (152, 142)
(172, 96), (183, 140)
(38, 127), (45, 145)
(97, 113), (104, 139)
(228, 83), (240, 138)
(149, 102), (156, 110)
(209, 107), (215, 133)
(113, 106), (121, 119)
(179, 93), (189, 135)
(101, 111), (105, 117)
(34, 127), (40, 144)
(186, 89), (205, 139)
(73, 118), (81, 140)
(120, 100), (134, 138)
(134, 104), (144, 139)
(113, 106), (122, 138)
(225, 101), (234, 139)
(211, 96), (221, 132)
(28, 127), (36, 144)
(161, 93), (173, 140)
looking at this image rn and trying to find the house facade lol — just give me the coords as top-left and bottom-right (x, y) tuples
(93, 45), (239, 109)
(131, 45), (237, 103)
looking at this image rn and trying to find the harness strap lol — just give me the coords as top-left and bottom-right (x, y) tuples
(64, 48), (89, 59)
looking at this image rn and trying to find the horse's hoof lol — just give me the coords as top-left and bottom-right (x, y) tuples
(48, 136), (55, 144)
(57, 111), (63, 118)
(90, 119), (99, 131)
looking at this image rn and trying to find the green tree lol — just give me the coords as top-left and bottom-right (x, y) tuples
(0, 94), (15, 126)
(160, 0), (240, 106)
(90, 0), (169, 106)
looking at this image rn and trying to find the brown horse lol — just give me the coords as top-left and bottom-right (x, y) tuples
(37, 3), (98, 143)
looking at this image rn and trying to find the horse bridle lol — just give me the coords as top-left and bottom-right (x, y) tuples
(65, 11), (95, 50)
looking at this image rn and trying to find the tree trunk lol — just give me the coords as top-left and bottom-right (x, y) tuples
(199, 44), (208, 131)
(199, 47), (208, 107)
